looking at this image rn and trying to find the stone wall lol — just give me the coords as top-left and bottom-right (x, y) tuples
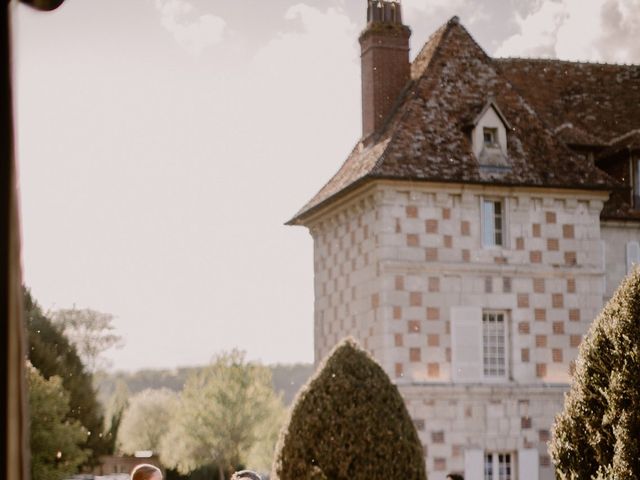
(373, 183), (606, 384)
(309, 189), (380, 364)
(308, 181), (609, 479)
(401, 384), (565, 480)
(601, 220), (640, 298)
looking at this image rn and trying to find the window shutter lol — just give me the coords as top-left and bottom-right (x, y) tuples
(518, 448), (539, 480)
(627, 241), (640, 274)
(464, 448), (484, 480)
(451, 306), (483, 382)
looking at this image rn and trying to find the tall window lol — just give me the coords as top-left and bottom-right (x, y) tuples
(483, 311), (507, 378)
(635, 159), (640, 209)
(485, 452), (513, 480)
(482, 199), (504, 247)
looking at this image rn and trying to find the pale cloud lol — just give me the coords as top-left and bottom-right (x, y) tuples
(596, 0), (640, 62)
(155, 0), (226, 56)
(495, 0), (640, 62)
(402, 0), (468, 13)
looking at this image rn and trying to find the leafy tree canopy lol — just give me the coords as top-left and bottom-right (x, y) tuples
(117, 388), (178, 455)
(160, 350), (284, 480)
(28, 364), (88, 480)
(24, 287), (107, 463)
(272, 338), (427, 480)
(51, 307), (122, 373)
(550, 268), (640, 479)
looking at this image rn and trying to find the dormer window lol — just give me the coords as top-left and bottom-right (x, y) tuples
(470, 100), (511, 169)
(483, 127), (498, 147)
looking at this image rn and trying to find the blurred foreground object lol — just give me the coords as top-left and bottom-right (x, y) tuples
(3, 2), (64, 480)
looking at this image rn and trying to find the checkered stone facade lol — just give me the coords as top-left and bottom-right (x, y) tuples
(402, 385), (565, 480)
(307, 182), (608, 480)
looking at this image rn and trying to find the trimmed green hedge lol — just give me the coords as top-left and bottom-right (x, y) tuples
(550, 267), (640, 478)
(272, 338), (427, 480)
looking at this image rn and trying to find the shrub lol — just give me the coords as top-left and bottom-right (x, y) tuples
(272, 338), (427, 480)
(550, 268), (640, 478)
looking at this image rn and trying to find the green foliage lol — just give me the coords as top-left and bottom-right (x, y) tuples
(246, 390), (288, 472)
(272, 338), (427, 480)
(550, 268), (640, 479)
(101, 378), (130, 454)
(28, 365), (88, 480)
(24, 288), (107, 464)
(117, 388), (178, 454)
(159, 350), (285, 478)
(51, 307), (123, 373)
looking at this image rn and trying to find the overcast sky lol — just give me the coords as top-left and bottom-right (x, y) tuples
(13, 0), (640, 371)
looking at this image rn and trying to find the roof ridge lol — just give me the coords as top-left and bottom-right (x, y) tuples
(371, 18), (456, 144)
(496, 56), (640, 68)
(411, 16), (493, 80)
(608, 128), (640, 145)
(409, 20), (451, 80)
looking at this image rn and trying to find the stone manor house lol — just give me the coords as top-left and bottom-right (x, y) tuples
(287, 2), (640, 480)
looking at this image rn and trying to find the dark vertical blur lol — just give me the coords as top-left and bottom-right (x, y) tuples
(2, 2), (64, 479)
(1, 0), (28, 479)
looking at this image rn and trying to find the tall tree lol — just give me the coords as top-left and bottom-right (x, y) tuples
(28, 365), (88, 480)
(24, 288), (107, 464)
(550, 268), (640, 479)
(246, 391), (287, 472)
(272, 338), (427, 480)
(51, 307), (122, 373)
(159, 350), (283, 480)
(117, 388), (177, 455)
(102, 379), (130, 455)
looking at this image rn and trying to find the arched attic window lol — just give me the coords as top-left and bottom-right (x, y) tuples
(469, 100), (511, 169)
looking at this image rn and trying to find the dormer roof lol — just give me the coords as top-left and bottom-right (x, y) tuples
(469, 99), (512, 131)
(288, 17), (619, 225)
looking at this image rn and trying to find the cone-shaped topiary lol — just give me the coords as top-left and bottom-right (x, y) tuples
(272, 338), (427, 480)
(550, 267), (640, 479)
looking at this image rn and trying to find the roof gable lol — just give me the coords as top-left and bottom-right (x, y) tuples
(289, 18), (617, 224)
(471, 99), (512, 130)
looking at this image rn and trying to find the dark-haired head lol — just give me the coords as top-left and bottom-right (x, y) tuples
(131, 464), (162, 480)
(230, 470), (261, 480)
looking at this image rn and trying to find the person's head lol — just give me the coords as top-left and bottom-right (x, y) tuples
(131, 464), (162, 480)
(230, 470), (262, 480)
(446, 474), (464, 480)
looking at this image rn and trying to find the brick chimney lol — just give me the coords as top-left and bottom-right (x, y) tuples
(359, 0), (411, 139)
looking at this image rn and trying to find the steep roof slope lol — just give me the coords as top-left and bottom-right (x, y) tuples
(497, 59), (640, 146)
(289, 18), (615, 224)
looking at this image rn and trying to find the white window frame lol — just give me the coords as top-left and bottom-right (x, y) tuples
(482, 310), (509, 380)
(483, 127), (499, 147)
(627, 241), (640, 274)
(484, 452), (516, 480)
(635, 159), (640, 209)
(481, 197), (507, 248)
(451, 307), (510, 384)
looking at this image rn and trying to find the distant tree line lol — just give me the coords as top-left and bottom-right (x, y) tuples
(96, 361), (313, 406)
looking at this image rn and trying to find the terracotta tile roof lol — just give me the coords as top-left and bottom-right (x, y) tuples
(288, 18), (617, 224)
(497, 58), (640, 146)
(598, 130), (640, 159)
